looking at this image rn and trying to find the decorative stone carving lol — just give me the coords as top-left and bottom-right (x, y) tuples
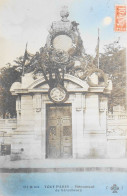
(60, 6), (69, 22)
(50, 49), (70, 66)
(47, 30), (79, 56)
(23, 7), (112, 97)
(48, 85), (69, 103)
(22, 7), (112, 107)
(86, 68), (108, 87)
(46, 7), (83, 58)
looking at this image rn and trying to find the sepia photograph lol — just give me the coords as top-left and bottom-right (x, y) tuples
(0, 0), (127, 195)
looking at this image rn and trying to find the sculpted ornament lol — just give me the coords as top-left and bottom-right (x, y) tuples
(86, 68), (108, 87)
(47, 30), (79, 56)
(48, 85), (69, 103)
(24, 7), (101, 103)
(50, 49), (69, 66)
(60, 6), (69, 22)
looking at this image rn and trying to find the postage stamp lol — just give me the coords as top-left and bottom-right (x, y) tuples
(114, 5), (126, 31)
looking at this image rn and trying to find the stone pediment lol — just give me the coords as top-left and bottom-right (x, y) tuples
(29, 74), (89, 93)
(10, 72), (112, 95)
(10, 73), (89, 94)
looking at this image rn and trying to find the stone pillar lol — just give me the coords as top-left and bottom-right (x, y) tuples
(71, 95), (77, 158)
(11, 95), (35, 159)
(75, 93), (85, 158)
(99, 95), (108, 132)
(41, 95), (47, 159)
(16, 96), (21, 120)
(33, 94), (42, 158)
(85, 93), (100, 131)
(83, 93), (107, 158)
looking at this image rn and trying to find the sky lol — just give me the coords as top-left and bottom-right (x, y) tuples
(0, 0), (126, 68)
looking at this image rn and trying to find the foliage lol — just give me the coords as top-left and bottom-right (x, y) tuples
(0, 65), (22, 118)
(99, 42), (126, 111)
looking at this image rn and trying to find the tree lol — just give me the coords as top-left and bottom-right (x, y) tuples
(99, 41), (126, 112)
(0, 65), (22, 118)
(0, 48), (34, 118)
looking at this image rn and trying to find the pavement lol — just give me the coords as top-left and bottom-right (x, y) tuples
(0, 156), (127, 172)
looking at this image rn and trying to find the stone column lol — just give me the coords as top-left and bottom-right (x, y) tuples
(33, 94), (42, 158)
(16, 96), (21, 120)
(41, 95), (47, 159)
(12, 94), (35, 159)
(71, 95), (77, 158)
(85, 93), (100, 131)
(99, 95), (108, 132)
(83, 93), (107, 158)
(75, 93), (85, 158)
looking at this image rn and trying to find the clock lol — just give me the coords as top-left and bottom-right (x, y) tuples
(48, 86), (68, 103)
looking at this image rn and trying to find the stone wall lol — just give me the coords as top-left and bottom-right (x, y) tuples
(0, 112), (127, 159)
(0, 119), (16, 144)
(107, 114), (127, 158)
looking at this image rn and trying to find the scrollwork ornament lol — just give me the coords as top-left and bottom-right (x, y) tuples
(50, 49), (70, 66)
(46, 30), (79, 56)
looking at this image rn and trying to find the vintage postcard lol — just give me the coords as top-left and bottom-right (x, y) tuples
(0, 0), (127, 195)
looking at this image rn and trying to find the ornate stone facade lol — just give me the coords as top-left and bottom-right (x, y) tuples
(8, 8), (119, 160)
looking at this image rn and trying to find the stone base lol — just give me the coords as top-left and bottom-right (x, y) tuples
(76, 133), (107, 158)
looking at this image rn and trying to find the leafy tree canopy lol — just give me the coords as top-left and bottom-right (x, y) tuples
(0, 65), (22, 118)
(99, 41), (126, 111)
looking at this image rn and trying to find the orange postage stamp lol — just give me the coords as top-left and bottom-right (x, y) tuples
(114, 5), (126, 31)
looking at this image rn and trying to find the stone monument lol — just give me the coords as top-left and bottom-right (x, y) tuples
(10, 7), (112, 160)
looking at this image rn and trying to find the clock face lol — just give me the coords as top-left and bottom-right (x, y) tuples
(52, 35), (73, 52)
(48, 86), (68, 103)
